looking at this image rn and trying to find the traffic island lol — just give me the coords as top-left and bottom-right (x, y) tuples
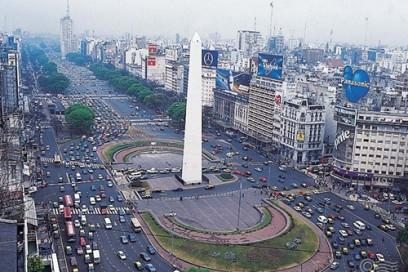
(137, 202), (321, 272)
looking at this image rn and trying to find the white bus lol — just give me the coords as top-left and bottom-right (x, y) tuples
(131, 217), (142, 232)
(353, 220), (366, 230)
(104, 218), (112, 229)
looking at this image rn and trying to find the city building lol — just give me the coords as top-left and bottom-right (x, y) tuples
(164, 47), (185, 94)
(247, 76), (283, 147)
(141, 44), (165, 85)
(267, 35), (285, 54)
(280, 97), (325, 165)
(302, 48), (324, 65)
(236, 30), (263, 58)
(59, 1), (77, 59)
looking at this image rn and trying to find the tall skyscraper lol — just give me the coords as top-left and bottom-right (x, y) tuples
(182, 33), (202, 184)
(60, 0), (76, 59)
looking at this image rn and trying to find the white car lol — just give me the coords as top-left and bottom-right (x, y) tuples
(74, 219), (80, 228)
(341, 222), (350, 228)
(117, 250), (126, 260)
(89, 197), (96, 205)
(107, 181), (113, 187)
(339, 229), (348, 237)
(346, 204), (355, 210)
(81, 205), (88, 213)
(85, 244), (92, 254)
(376, 253), (385, 262)
(318, 215), (328, 224)
(294, 206), (302, 212)
(95, 195), (101, 202)
(254, 167), (263, 172)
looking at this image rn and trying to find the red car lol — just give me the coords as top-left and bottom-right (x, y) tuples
(368, 252), (376, 259)
(259, 177), (267, 183)
(232, 170), (241, 175)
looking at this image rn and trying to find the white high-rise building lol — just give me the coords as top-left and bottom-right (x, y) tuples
(60, 0), (76, 59)
(236, 30), (263, 58)
(182, 33), (203, 184)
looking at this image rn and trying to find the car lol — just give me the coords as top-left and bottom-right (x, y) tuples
(337, 236), (346, 244)
(360, 250), (367, 258)
(128, 234), (137, 242)
(294, 206), (302, 212)
(147, 245), (156, 255)
(81, 205), (88, 213)
(376, 253), (385, 262)
(354, 229), (362, 236)
(334, 251), (342, 259)
(291, 183), (299, 188)
(107, 181), (113, 187)
(134, 261), (143, 270)
(205, 184), (215, 190)
(109, 196), (115, 203)
(117, 195), (123, 202)
(92, 241), (98, 250)
(89, 197), (96, 205)
(354, 253), (361, 261)
(366, 238), (374, 246)
(65, 245), (73, 255)
(60, 186), (65, 192)
(89, 223), (96, 232)
(346, 204), (355, 210)
(301, 183), (307, 188)
(247, 177), (255, 183)
(119, 215), (126, 223)
(342, 247), (349, 255)
(173, 187), (184, 192)
(339, 229), (348, 237)
(85, 244), (92, 254)
(330, 261), (340, 270)
(254, 167), (263, 172)
(76, 247), (84, 255)
(84, 254), (91, 263)
(145, 263), (157, 272)
(331, 241), (339, 249)
(140, 252), (151, 262)
(74, 219), (80, 228)
(95, 195), (101, 202)
(91, 185), (96, 191)
(117, 251), (126, 260)
(341, 222), (350, 228)
(348, 260), (355, 268)
(88, 263), (95, 272)
(120, 235), (129, 244)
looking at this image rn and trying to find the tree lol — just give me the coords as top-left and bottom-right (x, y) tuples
(398, 226), (408, 244)
(168, 101), (186, 122)
(143, 93), (167, 111)
(65, 104), (95, 133)
(28, 256), (44, 272)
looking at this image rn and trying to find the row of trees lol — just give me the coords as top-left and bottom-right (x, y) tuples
(65, 103), (95, 133)
(28, 46), (70, 93)
(89, 64), (182, 114)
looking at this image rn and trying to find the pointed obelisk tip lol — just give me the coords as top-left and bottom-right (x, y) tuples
(191, 32), (201, 43)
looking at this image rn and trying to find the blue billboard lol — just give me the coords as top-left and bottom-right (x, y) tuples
(202, 49), (218, 68)
(216, 68), (251, 92)
(257, 53), (283, 80)
(343, 66), (370, 103)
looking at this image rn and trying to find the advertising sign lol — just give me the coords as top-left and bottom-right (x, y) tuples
(334, 106), (357, 126)
(257, 53), (283, 80)
(202, 50), (218, 69)
(296, 131), (305, 142)
(343, 66), (370, 103)
(216, 68), (251, 92)
(148, 44), (157, 56)
(147, 57), (156, 66)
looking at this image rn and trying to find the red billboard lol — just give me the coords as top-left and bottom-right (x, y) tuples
(147, 57), (156, 66)
(148, 44), (157, 56)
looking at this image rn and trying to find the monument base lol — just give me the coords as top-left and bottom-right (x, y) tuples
(175, 173), (208, 185)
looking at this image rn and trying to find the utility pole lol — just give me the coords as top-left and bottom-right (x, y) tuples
(236, 180), (243, 230)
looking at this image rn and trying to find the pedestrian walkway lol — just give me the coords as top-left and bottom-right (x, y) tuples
(40, 157), (104, 169)
(52, 206), (127, 215)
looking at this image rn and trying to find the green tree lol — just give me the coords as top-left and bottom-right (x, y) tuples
(168, 101), (186, 122)
(65, 104), (95, 133)
(143, 93), (167, 111)
(28, 256), (44, 272)
(398, 226), (408, 244)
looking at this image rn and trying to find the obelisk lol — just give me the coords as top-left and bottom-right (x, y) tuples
(182, 33), (202, 184)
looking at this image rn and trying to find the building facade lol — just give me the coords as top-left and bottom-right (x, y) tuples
(236, 30), (263, 58)
(60, 11), (76, 59)
(280, 97), (325, 165)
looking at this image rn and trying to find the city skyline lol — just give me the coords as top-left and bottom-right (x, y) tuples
(0, 0), (407, 46)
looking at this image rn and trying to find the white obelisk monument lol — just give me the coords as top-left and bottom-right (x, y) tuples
(182, 33), (202, 184)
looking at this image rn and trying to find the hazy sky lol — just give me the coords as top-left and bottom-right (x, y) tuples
(1, 0), (407, 46)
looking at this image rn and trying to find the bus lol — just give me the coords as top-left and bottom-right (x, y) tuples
(63, 207), (72, 221)
(63, 195), (73, 207)
(54, 154), (61, 164)
(66, 221), (76, 242)
(131, 217), (142, 232)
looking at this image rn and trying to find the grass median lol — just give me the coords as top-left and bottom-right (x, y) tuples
(142, 210), (318, 271)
